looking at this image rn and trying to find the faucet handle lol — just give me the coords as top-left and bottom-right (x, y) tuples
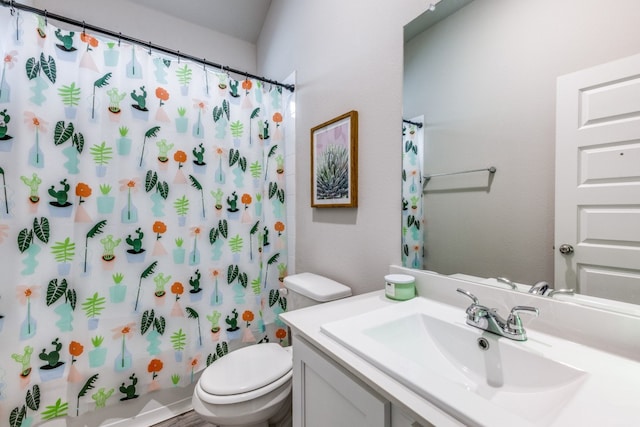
(456, 288), (479, 304)
(507, 306), (539, 333)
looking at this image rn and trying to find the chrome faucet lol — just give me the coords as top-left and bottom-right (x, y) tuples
(528, 281), (551, 295)
(456, 288), (539, 341)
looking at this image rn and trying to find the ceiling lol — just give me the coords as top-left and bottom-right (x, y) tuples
(128, 0), (272, 44)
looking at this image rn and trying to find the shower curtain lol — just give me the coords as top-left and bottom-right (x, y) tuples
(0, 7), (290, 425)
(401, 119), (424, 269)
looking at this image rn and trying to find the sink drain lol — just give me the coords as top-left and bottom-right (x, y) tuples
(477, 337), (490, 351)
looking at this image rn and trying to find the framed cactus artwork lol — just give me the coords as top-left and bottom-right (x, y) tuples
(310, 110), (358, 208)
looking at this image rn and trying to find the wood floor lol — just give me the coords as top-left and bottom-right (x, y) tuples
(151, 410), (216, 427)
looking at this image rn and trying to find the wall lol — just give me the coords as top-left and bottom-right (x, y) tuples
(403, 0), (640, 285)
(257, 0), (429, 294)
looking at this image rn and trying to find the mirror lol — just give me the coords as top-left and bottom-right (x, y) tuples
(403, 0), (640, 307)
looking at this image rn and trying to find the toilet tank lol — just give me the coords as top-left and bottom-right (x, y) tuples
(283, 272), (352, 310)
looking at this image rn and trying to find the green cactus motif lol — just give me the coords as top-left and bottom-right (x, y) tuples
(225, 308), (239, 331)
(0, 109), (10, 139)
(154, 272), (172, 297)
(126, 228), (145, 253)
(39, 337), (64, 368)
(130, 85), (148, 111)
(206, 310), (222, 332)
(48, 178), (71, 206)
(91, 387), (115, 408)
(192, 143), (205, 165)
(106, 88), (126, 113)
(229, 79), (239, 98)
(189, 269), (202, 293)
(156, 139), (174, 162)
(100, 234), (121, 261)
(55, 29), (76, 51)
(119, 373), (139, 401)
(11, 345), (34, 376)
(226, 191), (238, 212)
(20, 173), (42, 202)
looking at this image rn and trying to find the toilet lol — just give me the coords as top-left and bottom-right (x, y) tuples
(192, 272), (352, 427)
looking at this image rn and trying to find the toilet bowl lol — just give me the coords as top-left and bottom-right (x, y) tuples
(192, 273), (351, 427)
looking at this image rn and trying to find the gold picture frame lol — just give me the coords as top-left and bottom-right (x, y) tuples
(310, 111), (358, 208)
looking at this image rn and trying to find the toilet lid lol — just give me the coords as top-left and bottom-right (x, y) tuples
(200, 343), (292, 396)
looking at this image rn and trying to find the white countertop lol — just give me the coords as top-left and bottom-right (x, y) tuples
(280, 290), (464, 426)
(281, 288), (640, 426)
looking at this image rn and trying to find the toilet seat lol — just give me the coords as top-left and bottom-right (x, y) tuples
(197, 343), (293, 405)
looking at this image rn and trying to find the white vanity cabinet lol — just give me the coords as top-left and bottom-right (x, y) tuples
(292, 335), (429, 427)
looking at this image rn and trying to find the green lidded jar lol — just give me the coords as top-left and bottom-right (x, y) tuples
(384, 274), (416, 301)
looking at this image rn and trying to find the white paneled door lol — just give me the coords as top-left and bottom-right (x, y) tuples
(556, 53), (640, 304)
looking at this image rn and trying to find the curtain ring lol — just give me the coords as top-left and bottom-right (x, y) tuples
(118, 32), (121, 46)
(177, 51), (180, 64)
(44, 9), (48, 26)
(10, 0), (15, 16)
(82, 21), (86, 35)
(148, 41), (152, 55)
(203, 58), (206, 71)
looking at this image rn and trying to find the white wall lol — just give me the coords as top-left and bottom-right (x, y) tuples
(257, 0), (428, 295)
(404, 0), (640, 285)
(33, 0), (257, 72)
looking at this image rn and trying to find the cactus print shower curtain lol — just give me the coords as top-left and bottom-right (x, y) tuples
(0, 8), (290, 425)
(402, 120), (424, 269)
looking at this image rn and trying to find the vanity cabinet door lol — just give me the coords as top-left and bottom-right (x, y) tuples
(293, 336), (390, 427)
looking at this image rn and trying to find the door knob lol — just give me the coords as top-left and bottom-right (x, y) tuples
(559, 244), (574, 255)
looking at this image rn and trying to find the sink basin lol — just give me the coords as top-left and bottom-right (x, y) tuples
(321, 297), (587, 426)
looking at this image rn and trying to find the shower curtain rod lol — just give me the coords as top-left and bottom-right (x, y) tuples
(403, 119), (423, 128)
(0, 0), (295, 92)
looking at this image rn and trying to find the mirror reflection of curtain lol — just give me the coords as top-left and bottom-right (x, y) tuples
(401, 117), (424, 269)
(0, 7), (290, 422)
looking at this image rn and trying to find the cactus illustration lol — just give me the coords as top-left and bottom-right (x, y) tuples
(11, 346), (34, 376)
(229, 79), (239, 98)
(91, 387), (115, 409)
(106, 88), (126, 113)
(39, 337), (64, 368)
(0, 109), (10, 139)
(154, 272), (172, 297)
(119, 373), (139, 401)
(227, 191), (239, 212)
(55, 29), (75, 51)
(206, 310), (222, 332)
(189, 269), (202, 293)
(20, 173), (42, 202)
(48, 178), (71, 206)
(225, 308), (239, 331)
(100, 234), (121, 261)
(130, 85), (148, 111)
(156, 138), (174, 162)
(192, 143), (205, 165)
(126, 228), (145, 254)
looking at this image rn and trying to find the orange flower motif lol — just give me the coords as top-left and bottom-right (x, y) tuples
(275, 328), (287, 340)
(174, 150), (187, 163)
(75, 182), (92, 198)
(155, 87), (170, 102)
(272, 112), (283, 123)
(171, 281), (184, 295)
(193, 99), (207, 111)
(274, 221), (285, 234)
(80, 33), (99, 47)
(242, 79), (252, 91)
(69, 341), (84, 357)
(188, 355), (200, 369)
(23, 111), (48, 132)
(147, 358), (164, 373)
(241, 193), (252, 205)
(210, 269), (220, 278)
(242, 310), (254, 322)
(119, 178), (139, 192)
(215, 146), (224, 156)
(153, 221), (167, 234)
(190, 226), (201, 236)
(16, 285), (40, 305)
(112, 322), (136, 340)
(3, 50), (17, 69)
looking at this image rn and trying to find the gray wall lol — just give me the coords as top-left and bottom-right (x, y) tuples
(404, 0), (640, 285)
(258, 0), (428, 294)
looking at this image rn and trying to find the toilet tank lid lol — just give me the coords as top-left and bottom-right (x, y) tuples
(284, 272), (352, 302)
